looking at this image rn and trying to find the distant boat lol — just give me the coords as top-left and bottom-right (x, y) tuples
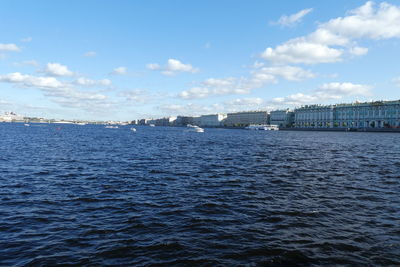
(245, 124), (279, 131)
(75, 122), (86, 125)
(194, 127), (204, 133)
(130, 127), (137, 132)
(149, 124), (155, 127)
(105, 125), (118, 129)
(24, 123), (30, 127)
(187, 125), (204, 133)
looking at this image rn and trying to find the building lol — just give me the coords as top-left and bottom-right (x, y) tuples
(0, 112), (24, 122)
(192, 116), (202, 126)
(294, 105), (334, 128)
(334, 101), (400, 128)
(270, 109), (294, 127)
(138, 119), (151, 125)
(173, 116), (195, 126)
(294, 100), (400, 129)
(199, 114), (226, 127)
(224, 111), (268, 127)
(149, 117), (177, 126)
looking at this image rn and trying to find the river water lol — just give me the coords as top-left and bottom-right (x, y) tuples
(1, 123), (399, 266)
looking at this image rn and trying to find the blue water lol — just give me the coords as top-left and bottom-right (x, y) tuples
(1, 123), (399, 266)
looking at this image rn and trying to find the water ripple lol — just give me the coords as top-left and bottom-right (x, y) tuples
(0, 124), (399, 266)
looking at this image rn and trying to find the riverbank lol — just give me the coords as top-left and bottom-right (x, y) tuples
(279, 127), (400, 133)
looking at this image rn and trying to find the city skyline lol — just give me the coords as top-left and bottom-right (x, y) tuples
(1, 0), (400, 121)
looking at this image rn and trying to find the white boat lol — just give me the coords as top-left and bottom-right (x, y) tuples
(130, 127), (137, 132)
(54, 121), (74, 124)
(105, 125), (119, 129)
(149, 124), (155, 127)
(187, 125), (204, 133)
(264, 125), (279, 130)
(24, 123), (30, 127)
(75, 122), (86, 125)
(194, 127), (204, 133)
(245, 124), (279, 130)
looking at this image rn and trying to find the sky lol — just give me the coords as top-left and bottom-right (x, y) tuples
(1, 0), (400, 121)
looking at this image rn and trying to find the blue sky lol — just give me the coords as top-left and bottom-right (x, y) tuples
(1, 0), (400, 121)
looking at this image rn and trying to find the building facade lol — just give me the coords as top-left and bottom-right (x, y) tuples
(224, 111), (268, 127)
(199, 114), (226, 127)
(173, 116), (195, 126)
(270, 109), (294, 127)
(295, 105), (334, 128)
(294, 100), (400, 129)
(0, 112), (24, 122)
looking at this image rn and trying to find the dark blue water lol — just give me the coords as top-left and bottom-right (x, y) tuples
(1, 123), (399, 266)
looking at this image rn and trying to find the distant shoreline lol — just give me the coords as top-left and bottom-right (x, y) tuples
(279, 127), (400, 133)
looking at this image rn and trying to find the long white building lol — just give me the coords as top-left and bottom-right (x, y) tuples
(199, 114), (226, 127)
(294, 100), (400, 129)
(0, 112), (24, 122)
(224, 111), (268, 127)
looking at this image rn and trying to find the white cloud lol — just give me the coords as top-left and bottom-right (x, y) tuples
(178, 77), (252, 99)
(262, 40), (343, 64)
(227, 97), (264, 106)
(0, 72), (66, 89)
(84, 51), (96, 57)
(166, 59), (198, 73)
(0, 72), (113, 112)
(262, 1), (400, 65)
(203, 77), (236, 87)
(21, 37), (32, 43)
(119, 89), (164, 104)
(13, 60), (39, 67)
(120, 89), (147, 102)
(111, 66), (127, 75)
(256, 66), (315, 81)
(43, 63), (74, 77)
(159, 103), (222, 116)
(158, 97), (268, 117)
(393, 77), (400, 87)
(147, 59), (198, 75)
(0, 43), (20, 52)
(252, 61), (264, 68)
(270, 82), (372, 106)
(318, 82), (371, 96)
(276, 8), (313, 27)
(178, 65), (313, 99)
(349, 46), (368, 56)
(322, 1), (400, 40)
(146, 63), (160, 70)
(74, 77), (111, 87)
(179, 87), (211, 99)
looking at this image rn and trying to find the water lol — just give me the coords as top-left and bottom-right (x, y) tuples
(1, 123), (399, 266)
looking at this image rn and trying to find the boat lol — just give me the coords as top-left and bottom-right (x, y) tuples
(264, 125), (279, 131)
(194, 127), (204, 133)
(24, 123), (30, 127)
(187, 125), (204, 133)
(105, 125), (119, 129)
(149, 124), (155, 127)
(245, 124), (279, 130)
(130, 127), (137, 132)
